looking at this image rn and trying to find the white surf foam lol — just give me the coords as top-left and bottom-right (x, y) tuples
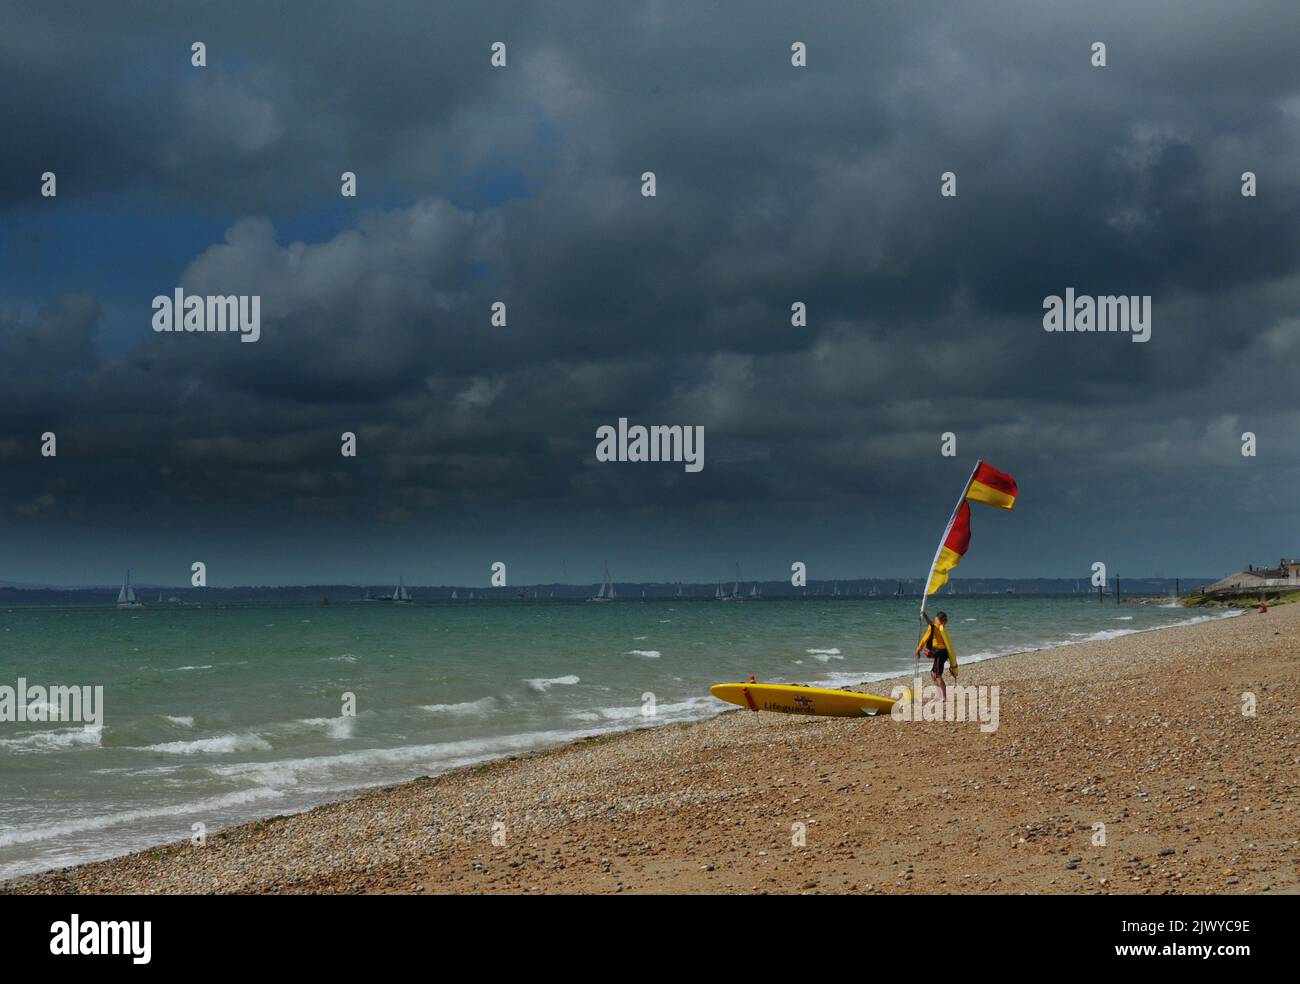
(206, 703), (729, 794)
(0, 727), (102, 753)
(140, 734), (272, 755)
(206, 728), (604, 788)
(525, 674), (580, 693)
(960, 608), (1245, 663)
(625, 650), (661, 658)
(0, 786), (286, 849)
(290, 717), (355, 740)
(420, 696), (499, 717)
(570, 697), (714, 724)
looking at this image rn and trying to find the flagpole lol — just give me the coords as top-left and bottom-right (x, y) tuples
(913, 459), (980, 713)
(919, 459), (982, 618)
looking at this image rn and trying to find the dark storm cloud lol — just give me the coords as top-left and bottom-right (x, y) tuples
(3, 0), (1300, 582)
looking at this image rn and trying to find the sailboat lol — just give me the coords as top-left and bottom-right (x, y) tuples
(716, 564), (744, 601)
(392, 578), (413, 604)
(676, 583), (683, 599)
(451, 590), (458, 600)
(833, 581), (840, 598)
(589, 561), (614, 602)
(117, 571), (143, 609)
(749, 582), (760, 598)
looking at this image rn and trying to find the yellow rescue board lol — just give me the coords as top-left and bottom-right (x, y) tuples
(709, 682), (905, 717)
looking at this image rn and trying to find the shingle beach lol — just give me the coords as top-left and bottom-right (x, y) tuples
(5, 604), (1296, 895)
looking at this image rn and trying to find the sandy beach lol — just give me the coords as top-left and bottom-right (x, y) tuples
(5, 603), (1296, 895)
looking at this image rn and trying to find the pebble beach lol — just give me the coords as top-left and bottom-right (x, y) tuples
(4, 602), (1296, 895)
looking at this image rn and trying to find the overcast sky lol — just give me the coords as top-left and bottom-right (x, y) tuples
(2, 0), (1298, 586)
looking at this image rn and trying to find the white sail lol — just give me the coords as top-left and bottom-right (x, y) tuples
(590, 561), (614, 602)
(117, 570), (142, 608)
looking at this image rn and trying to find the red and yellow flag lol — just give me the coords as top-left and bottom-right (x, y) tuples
(966, 462), (1018, 510)
(925, 501), (972, 595)
(924, 461), (1018, 597)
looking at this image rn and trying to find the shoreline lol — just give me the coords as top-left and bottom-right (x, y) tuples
(0, 607), (1240, 880)
(3, 602), (1295, 894)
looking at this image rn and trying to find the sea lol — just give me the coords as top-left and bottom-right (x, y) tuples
(0, 595), (1240, 880)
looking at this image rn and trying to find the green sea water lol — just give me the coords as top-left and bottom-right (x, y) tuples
(0, 596), (1238, 879)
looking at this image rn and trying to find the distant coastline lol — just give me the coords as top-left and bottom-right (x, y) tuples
(0, 578), (1215, 607)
